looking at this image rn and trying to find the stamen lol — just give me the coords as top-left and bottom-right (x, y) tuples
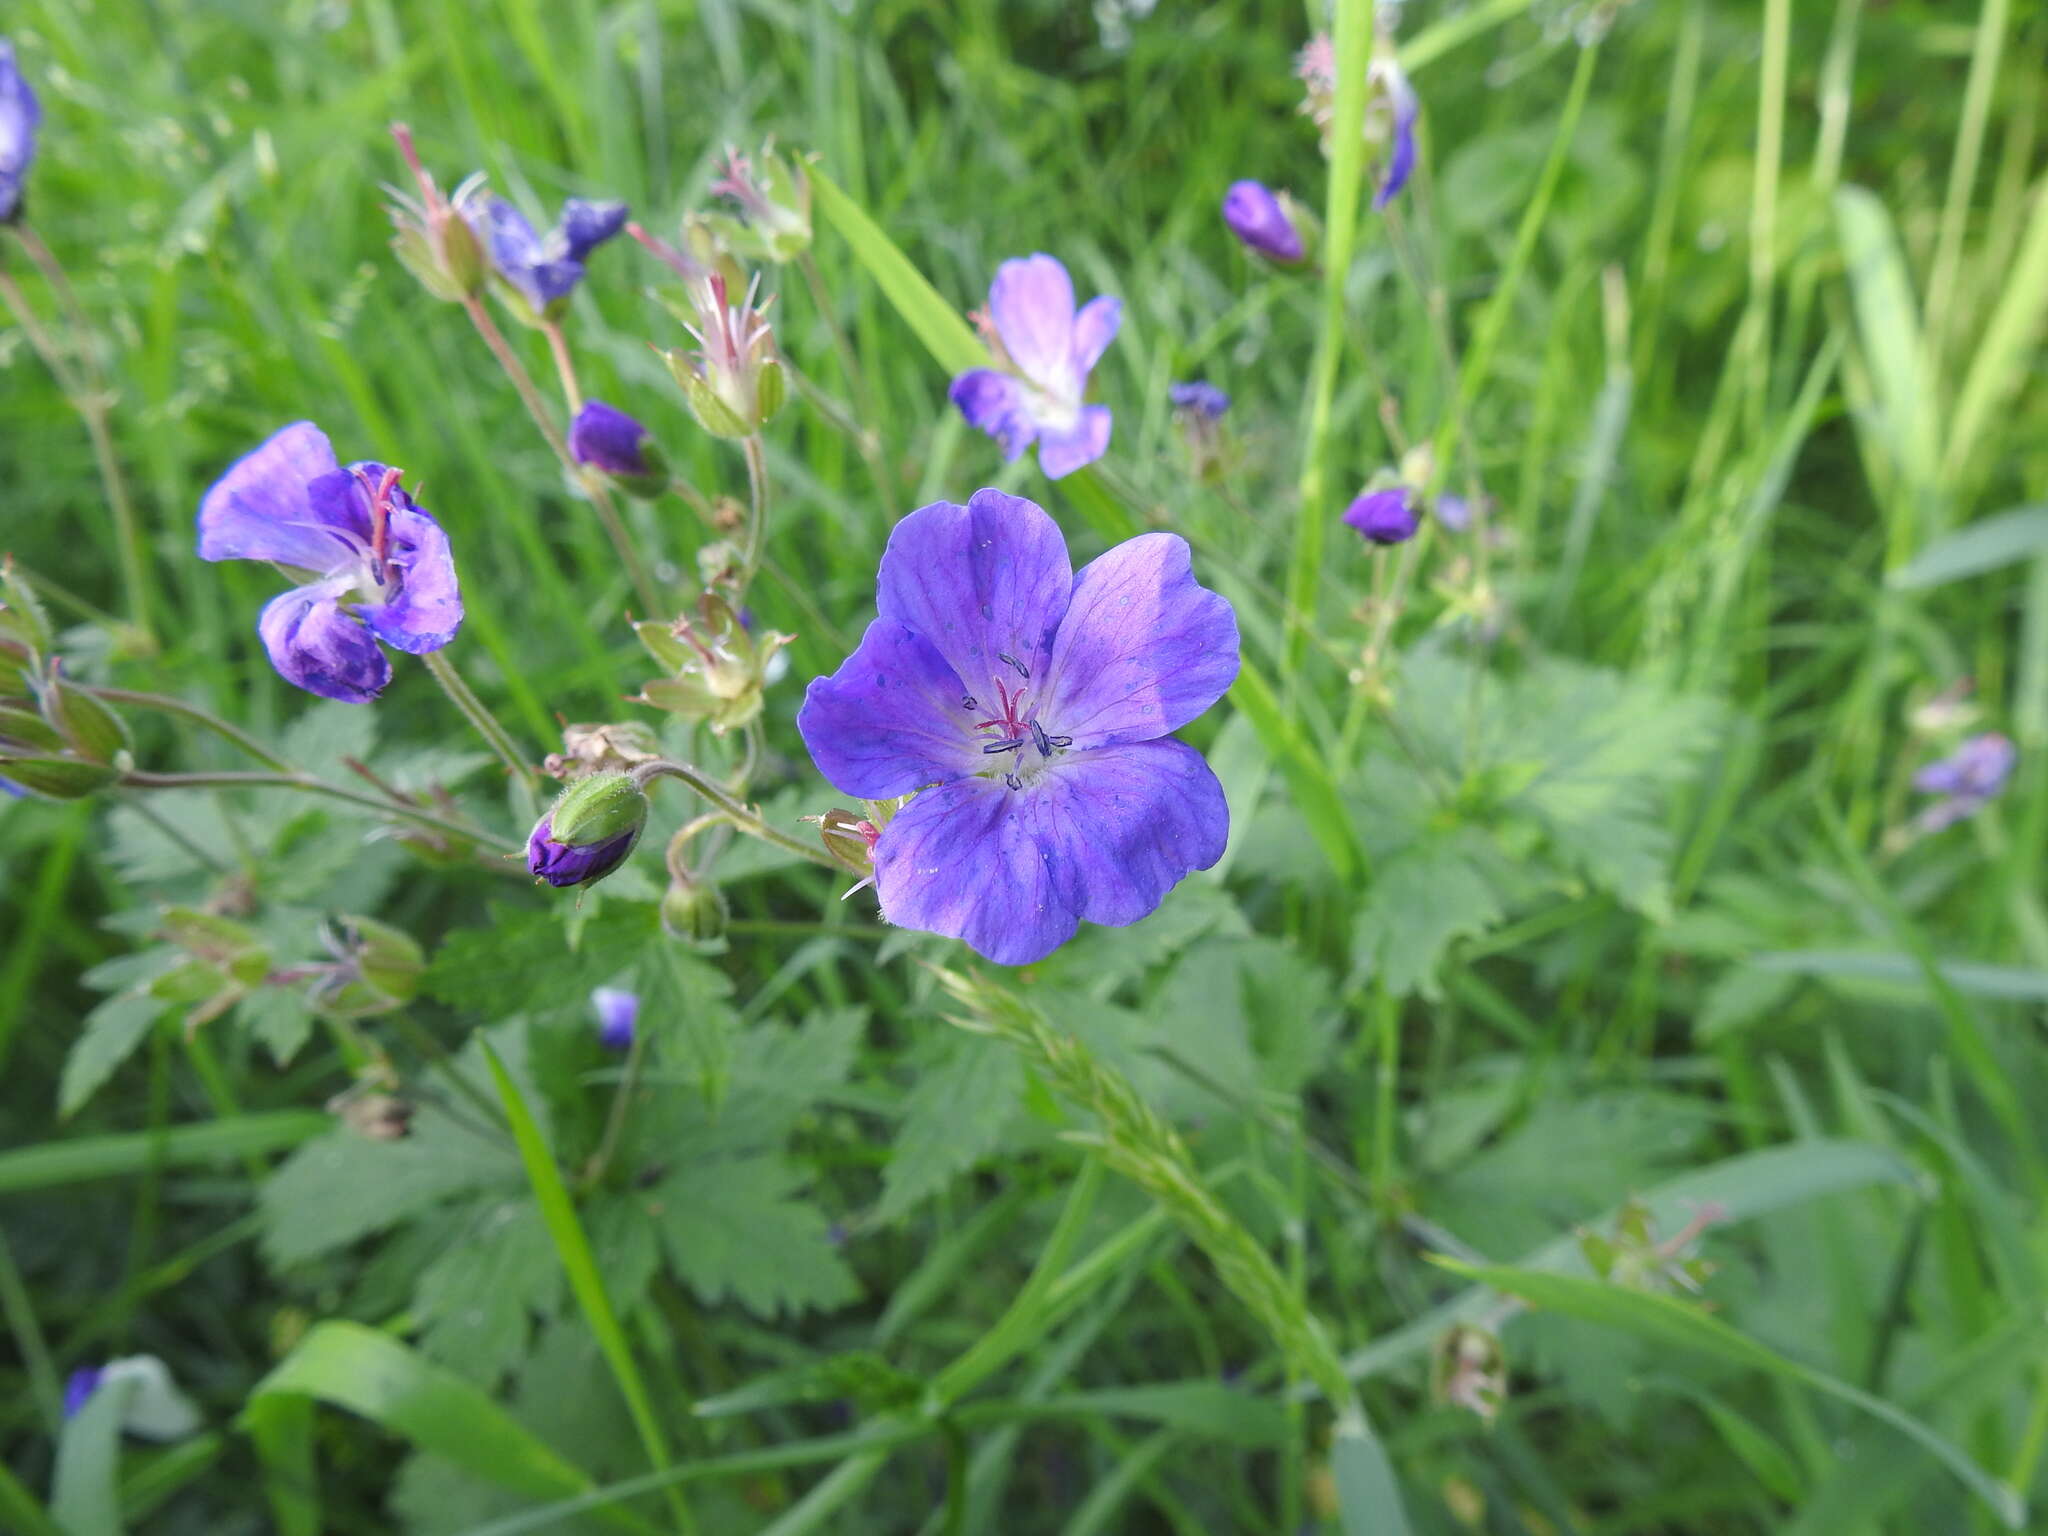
(1004, 772), (1023, 790)
(982, 737), (1026, 755)
(996, 651), (1030, 679)
(1046, 734), (1073, 748)
(960, 695), (977, 711)
(1030, 719), (1052, 758)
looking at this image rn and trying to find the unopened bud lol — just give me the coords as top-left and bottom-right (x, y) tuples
(569, 400), (669, 500)
(311, 916), (424, 1018)
(0, 755), (118, 800)
(527, 771), (649, 888)
(0, 559), (52, 656)
(705, 144), (814, 264)
(40, 669), (130, 763)
(661, 876), (729, 944)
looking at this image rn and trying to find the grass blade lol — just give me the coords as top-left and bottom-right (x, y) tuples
(51, 1374), (136, 1536)
(0, 1112), (329, 1195)
(1229, 659), (1363, 883)
(810, 169), (986, 378)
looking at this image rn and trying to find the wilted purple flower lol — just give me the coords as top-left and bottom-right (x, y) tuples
(592, 986), (638, 1051)
(1912, 732), (2016, 832)
(569, 400), (654, 478)
(1369, 58), (1420, 208)
(1168, 381), (1230, 420)
(0, 39), (38, 224)
(1222, 181), (1305, 265)
(472, 195), (627, 310)
(949, 255), (1121, 481)
(63, 1366), (102, 1419)
(1343, 486), (1420, 546)
(797, 489), (1238, 965)
(197, 423), (462, 703)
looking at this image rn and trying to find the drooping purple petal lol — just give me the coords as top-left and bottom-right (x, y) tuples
(0, 40), (39, 224)
(557, 198), (628, 260)
(948, 369), (1035, 461)
(1343, 486), (1419, 545)
(592, 986), (638, 1051)
(1069, 295), (1122, 378)
(1169, 382), (1230, 420)
(197, 423), (356, 571)
(1222, 181), (1304, 264)
(1373, 63), (1420, 209)
(257, 580), (392, 703)
(872, 738), (1228, 965)
(1039, 532), (1239, 749)
(477, 198), (583, 307)
(1035, 405), (1113, 482)
(526, 813), (639, 887)
(875, 489), (1073, 699)
(988, 254), (1078, 395)
(354, 500), (462, 654)
(797, 618), (984, 800)
(569, 400), (653, 476)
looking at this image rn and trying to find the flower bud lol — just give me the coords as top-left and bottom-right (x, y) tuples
(664, 271), (783, 439)
(660, 876), (729, 945)
(543, 720), (664, 781)
(0, 703), (65, 753)
(1342, 485), (1420, 546)
(40, 667), (130, 763)
(527, 771), (648, 888)
(0, 558), (52, 656)
(0, 754), (118, 800)
(1167, 381), (1235, 485)
(704, 143), (814, 264)
(310, 916), (425, 1018)
(569, 400), (669, 499)
(1222, 181), (1312, 267)
(633, 592), (791, 735)
(386, 126), (489, 302)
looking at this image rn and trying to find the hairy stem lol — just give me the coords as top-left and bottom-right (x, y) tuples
(632, 759), (836, 869)
(420, 648), (538, 803)
(740, 434), (771, 588)
(120, 769), (517, 853)
(86, 688), (294, 772)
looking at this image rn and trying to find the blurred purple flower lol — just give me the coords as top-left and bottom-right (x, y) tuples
(1343, 486), (1419, 546)
(591, 986), (638, 1052)
(472, 195), (627, 310)
(63, 1366), (101, 1419)
(1221, 181), (1305, 264)
(197, 423), (462, 702)
(1168, 381), (1230, 420)
(0, 39), (39, 223)
(1912, 732), (2016, 832)
(1435, 493), (1471, 533)
(569, 400), (653, 477)
(1370, 58), (1420, 208)
(797, 489), (1238, 965)
(949, 255), (1121, 481)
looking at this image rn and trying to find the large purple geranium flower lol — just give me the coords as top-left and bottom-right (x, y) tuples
(0, 38), (40, 223)
(798, 490), (1238, 965)
(949, 255), (1121, 481)
(197, 423), (462, 703)
(471, 195), (627, 310)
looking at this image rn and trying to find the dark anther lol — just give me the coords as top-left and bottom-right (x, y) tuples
(1030, 719), (1052, 757)
(982, 737), (1027, 754)
(961, 695), (978, 710)
(996, 650), (1030, 679)
(1046, 734), (1073, 748)
(1004, 772), (1023, 790)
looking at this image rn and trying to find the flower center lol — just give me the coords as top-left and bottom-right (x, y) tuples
(965, 651), (1072, 790)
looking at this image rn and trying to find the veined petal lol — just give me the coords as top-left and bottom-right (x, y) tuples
(257, 580), (392, 703)
(948, 369), (1036, 461)
(355, 499), (462, 654)
(876, 489), (1072, 701)
(1039, 532), (1238, 748)
(872, 738), (1228, 965)
(1036, 404), (1112, 481)
(197, 423), (354, 571)
(557, 198), (628, 260)
(989, 254), (1078, 396)
(797, 618), (983, 800)
(1069, 295), (1122, 378)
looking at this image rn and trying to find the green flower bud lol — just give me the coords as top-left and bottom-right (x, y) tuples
(545, 770), (650, 848)
(0, 704), (65, 754)
(40, 671), (130, 763)
(660, 877), (729, 945)
(0, 559), (52, 657)
(0, 756), (119, 800)
(312, 916), (425, 1018)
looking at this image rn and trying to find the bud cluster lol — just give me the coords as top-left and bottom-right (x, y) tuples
(0, 561), (131, 800)
(632, 591), (791, 735)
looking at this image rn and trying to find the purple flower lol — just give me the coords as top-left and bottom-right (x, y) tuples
(525, 812), (641, 888)
(0, 39), (38, 223)
(197, 423), (462, 703)
(472, 195), (628, 310)
(797, 489), (1238, 965)
(569, 400), (653, 477)
(592, 986), (638, 1051)
(1222, 181), (1305, 265)
(63, 1366), (102, 1419)
(1343, 486), (1419, 546)
(1369, 59), (1420, 208)
(1168, 381), (1230, 420)
(949, 255), (1121, 481)
(1435, 493), (1471, 533)
(1912, 732), (2016, 832)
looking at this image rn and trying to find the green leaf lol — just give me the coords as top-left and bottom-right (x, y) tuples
(1350, 831), (1505, 999)
(876, 1032), (1024, 1224)
(241, 1322), (656, 1533)
(1331, 1409), (1413, 1536)
(0, 1461), (63, 1536)
(412, 1197), (563, 1382)
(245, 1394), (317, 1536)
(1017, 1382), (1289, 1447)
(236, 988), (316, 1068)
(277, 700), (377, 774)
(0, 1111), (328, 1195)
(58, 994), (163, 1119)
(646, 1154), (858, 1317)
(635, 943), (737, 1103)
(809, 169), (986, 376)
(51, 1372), (137, 1536)
(1835, 186), (1939, 512)
(1946, 171), (2048, 485)
(1434, 1260), (2025, 1529)
(1889, 503), (2048, 589)
(1754, 947), (2048, 1002)
(426, 904), (655, 1024)
(1694, 964), (1799, 1043)
(1228, 659), (1362, 883)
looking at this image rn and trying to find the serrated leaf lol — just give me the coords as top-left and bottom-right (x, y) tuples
(427, 904), (656, 1023)
(635, 943), (736, 1103)
(1156, 937), (1339, 1095)
(645, 1155), (858, 1317)
(59, 993), (163, 1118)
(876, 1033), (1024, 1224)
(1350, 831), (1505, 999)
(238, 988), (317, 1067)
(413, 1197), (563, 1383)
(278, 701), (378, 773)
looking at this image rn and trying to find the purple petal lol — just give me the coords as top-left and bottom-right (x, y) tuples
(988, 254), (1078, 394)
(257, 581), (392, 703)
(197, 423), (354, 571)
(797, 618), (984, 800)
(557, 198), (628, 260)
(569, 400), (652, 476)
(1222, 181), (1304, 264)
(875, 489), (1073, 704)
(1373, 64), (1420, 209)
(0, 40), (39, 223)
(1168, 381), (1230, 420)
(1070, 295), (1122, 377)
(354, 498), (462, 654)
(1342, 486), (1420, 545)
(1914, 732), (2016, 799)
(1036, 404), (1113, 481)
(526, 813), (639, 887)
(948, 369), (1036, 460)
(1039, 532), (1238, 748)
(872, 738), (1229, 965)
(62, 1367), (103, 1420)
(592, 986), (638, 1052)
(477, 198), (583, 306)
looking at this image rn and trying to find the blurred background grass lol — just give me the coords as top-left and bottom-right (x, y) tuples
(5, 0), (2048, 1530)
